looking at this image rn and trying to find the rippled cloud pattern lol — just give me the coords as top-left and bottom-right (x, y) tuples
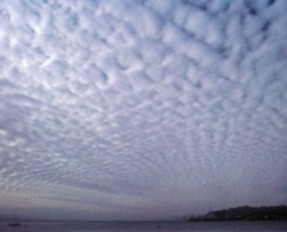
(0, 0), (287, 220)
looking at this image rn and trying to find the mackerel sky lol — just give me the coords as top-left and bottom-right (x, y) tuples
(0, 0), (287, 220)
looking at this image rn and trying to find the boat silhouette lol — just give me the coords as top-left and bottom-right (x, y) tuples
(9, 208), (22, 227)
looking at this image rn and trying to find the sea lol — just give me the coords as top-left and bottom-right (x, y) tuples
(1, 221), (287, 232)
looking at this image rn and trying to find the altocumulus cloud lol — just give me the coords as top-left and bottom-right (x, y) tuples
(0, 0), (287, 220)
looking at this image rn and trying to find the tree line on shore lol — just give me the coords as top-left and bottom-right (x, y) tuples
(188, 205), (287, 221)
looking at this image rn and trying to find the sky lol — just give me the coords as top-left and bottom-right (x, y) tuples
(0, 0), (287, 221)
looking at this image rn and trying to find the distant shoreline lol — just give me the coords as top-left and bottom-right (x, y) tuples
(188, 205), (287, 222)
(1, 205), (286, 222)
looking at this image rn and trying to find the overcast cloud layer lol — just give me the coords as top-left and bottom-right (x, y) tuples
(0, 0), (287, 220)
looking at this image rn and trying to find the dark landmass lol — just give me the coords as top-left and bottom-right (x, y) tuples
(189, 205), (287, 221)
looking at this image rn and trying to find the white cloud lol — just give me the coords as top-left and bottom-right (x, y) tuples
(0, 0), (286, 220)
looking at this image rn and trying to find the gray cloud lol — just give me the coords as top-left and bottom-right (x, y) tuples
(0, 0), (287, 220)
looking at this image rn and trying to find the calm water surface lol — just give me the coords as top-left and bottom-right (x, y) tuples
(1, 221), (287, 232)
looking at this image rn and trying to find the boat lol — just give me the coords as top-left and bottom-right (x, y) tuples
(9, 208), (22, 227)
(9, 220), (22, 227)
